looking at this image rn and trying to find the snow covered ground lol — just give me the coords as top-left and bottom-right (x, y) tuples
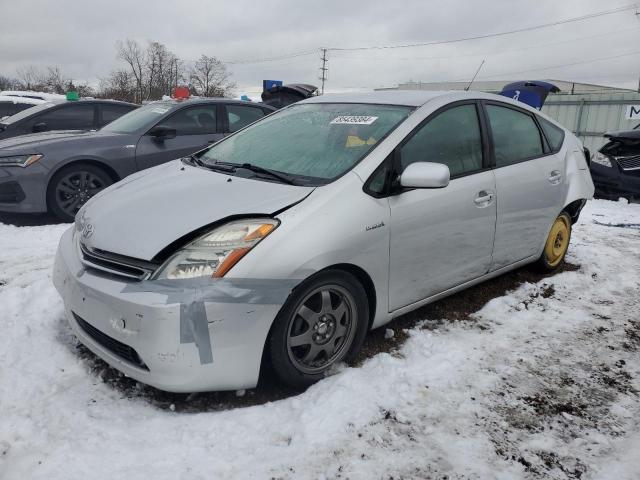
(0, 199), (639, 479)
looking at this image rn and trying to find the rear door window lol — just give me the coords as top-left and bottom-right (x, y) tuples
(100, 104), (135, 127)
(486, 104), (544, 167)
(226, 105), (266, 133)
(32, 104), (96, 131)
(157, 105), (218, 135)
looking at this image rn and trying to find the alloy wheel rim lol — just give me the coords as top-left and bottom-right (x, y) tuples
(544, 216), (570, 267)
(286, 285), (357, 375)
(55, 171), (106, 217)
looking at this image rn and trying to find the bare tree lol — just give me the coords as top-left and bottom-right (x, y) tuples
(0, 75), (20, 91)
(117, 39), (145, 103)
(99, 69), (136, 102)
(43, 66), (70, 94)
(189, 55), (235, 97)
(16, 65), (45, 90)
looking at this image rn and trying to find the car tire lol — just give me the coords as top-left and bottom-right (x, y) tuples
(535, 211), (572, 272)
(47, 163), (113, 222)
(269, 269), (369, 388)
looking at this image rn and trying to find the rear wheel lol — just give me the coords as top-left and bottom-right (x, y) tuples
(47, 164), (113, 222)
(269, 270), (369, 388)
(535, 212), (572, 272)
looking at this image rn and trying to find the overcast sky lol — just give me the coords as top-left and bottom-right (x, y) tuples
(1, 0), (639, 95)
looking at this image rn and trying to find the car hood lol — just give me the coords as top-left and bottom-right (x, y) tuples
(0, 129), (114, 152)
(80, 160), (315, 261)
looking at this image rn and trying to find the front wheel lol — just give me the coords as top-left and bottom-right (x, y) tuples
(535, 212), (572, 272)
(269, 270), (369, 388)
(47, 164), (113, 222)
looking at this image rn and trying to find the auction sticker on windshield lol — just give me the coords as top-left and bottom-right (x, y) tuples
(330, 116), (378, 125)
(150, 107), (170, 114)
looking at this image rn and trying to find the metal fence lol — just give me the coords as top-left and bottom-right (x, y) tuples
(542, 92), (640, 152)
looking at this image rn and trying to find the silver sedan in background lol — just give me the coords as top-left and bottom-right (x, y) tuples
(53, 90), (594, 392)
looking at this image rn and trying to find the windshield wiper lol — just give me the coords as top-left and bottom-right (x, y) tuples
(187, 155), (236, 173)
(215, 161), (298, 185)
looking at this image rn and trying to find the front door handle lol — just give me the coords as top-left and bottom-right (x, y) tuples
(548, 170), (562, 184)
(474, 190), (495, 207)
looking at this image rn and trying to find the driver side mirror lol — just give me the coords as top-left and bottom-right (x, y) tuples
(399, 162), (450, 189)
(33, 122), (47, 133)
(148, 125), (177, 141)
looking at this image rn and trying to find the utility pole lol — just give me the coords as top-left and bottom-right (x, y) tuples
(319, 48), (328, 95)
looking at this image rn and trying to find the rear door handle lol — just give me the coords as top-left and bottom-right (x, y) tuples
(548, 170), (562, 184)
(474, 190), (495, 207)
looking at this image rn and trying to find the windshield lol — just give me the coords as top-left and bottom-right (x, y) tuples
(102, 102), (174, 134)
(0, 102), (56, 125)
(199, 103), (412, 183)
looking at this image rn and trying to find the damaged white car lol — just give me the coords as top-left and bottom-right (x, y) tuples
(53, 91), (594, 392)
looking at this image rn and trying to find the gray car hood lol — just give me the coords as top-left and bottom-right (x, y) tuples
(80, 160), (314, 261)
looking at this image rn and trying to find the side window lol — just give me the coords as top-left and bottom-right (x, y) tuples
(100, 105), (135, 127)
(33, 104), (95, 131)
(0, 103), (12, 118)
(157, 106), (217, 135)
(538, 116), (565, 153)
(400, 104), (483, 177)
(486, 105), (544, 167)
(227, 105), (265, 133)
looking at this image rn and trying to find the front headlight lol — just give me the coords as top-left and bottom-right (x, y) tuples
(592, 152), (612, 168)
(154, 218), (279, 279)
(0, 154), (43, 167)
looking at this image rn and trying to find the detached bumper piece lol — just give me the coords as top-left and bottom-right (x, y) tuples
(73, 312), (149, 370)
(0, 181), (25, 204)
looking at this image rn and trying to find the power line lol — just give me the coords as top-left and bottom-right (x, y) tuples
(459, 50), (640, 81)
(223, 49), (317, 65)
(328, 26), (640, 62)
(220, 4), (637, 65)
(326, 4), (638, 51)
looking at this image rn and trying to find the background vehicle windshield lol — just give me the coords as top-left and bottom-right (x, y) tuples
(0, 102), (55, 125)
(102, 102), (173, 134)
(199, 103), (412, 182)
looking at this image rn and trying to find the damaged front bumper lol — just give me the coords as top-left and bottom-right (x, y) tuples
(53, 227), (295, 392)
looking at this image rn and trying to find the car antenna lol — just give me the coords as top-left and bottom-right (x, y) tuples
(464, 59), (485, 91)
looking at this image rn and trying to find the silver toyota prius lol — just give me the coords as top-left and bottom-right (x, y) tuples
(53, 91), (595, 392)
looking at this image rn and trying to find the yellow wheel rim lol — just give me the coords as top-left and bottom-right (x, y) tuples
(544, 215), (571, 267)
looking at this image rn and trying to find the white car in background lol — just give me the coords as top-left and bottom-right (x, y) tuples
(0, 90), (66, 102)
(0, 95), (46, 120)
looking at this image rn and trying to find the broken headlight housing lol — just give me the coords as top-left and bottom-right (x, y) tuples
(154, 218), (279, 279)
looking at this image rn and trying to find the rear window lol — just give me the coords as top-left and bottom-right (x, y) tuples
(538, 117), (565, 153)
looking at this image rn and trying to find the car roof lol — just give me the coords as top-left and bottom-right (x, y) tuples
(301, 90), (451, 107)
(299, 89), (547, 109)
(146, 98), (276, 110)
(0, 95), (46, 105)
(50, 99), (138, 107)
